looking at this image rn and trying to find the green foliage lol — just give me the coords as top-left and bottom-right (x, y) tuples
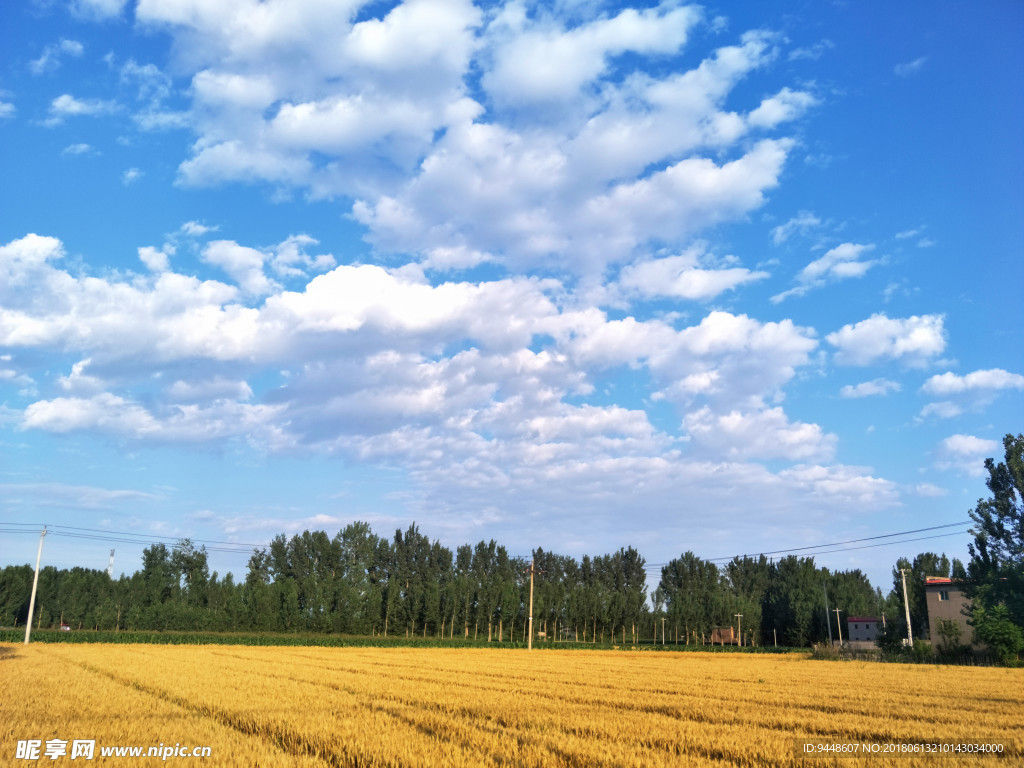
(971, 604), (1024, 665)
(910, 638), (933, 663)
(875, 621), (907, 656)
(966, 433), (1024, 662)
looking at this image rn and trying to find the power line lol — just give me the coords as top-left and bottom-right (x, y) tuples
(642, 520), (972, 569)
(0, 524), (267, 551)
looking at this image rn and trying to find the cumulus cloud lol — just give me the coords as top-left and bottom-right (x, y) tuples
(121, 3), (812, 280)
(483, 4), (700, 105)
(826, 313), (945, 367)
(921, 368), (1024, 395)
(918, 401), (962, 420)
(683, 405), (837, 461)
(619, 247), (768, 301)
(839, 378), (900, 398)
(62, 143), (96, 156)
(935, 434), (1000, 476)
(29, 39), (84, 75)
(772, 242), (879, 302)
(770, 210), (821, 245)
(138, 244), (174, 272)
(45, 94), (119, 125)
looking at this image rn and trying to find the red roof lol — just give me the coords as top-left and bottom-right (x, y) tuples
(925, 576), (953, 584)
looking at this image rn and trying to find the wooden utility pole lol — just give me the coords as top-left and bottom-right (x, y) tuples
(833, 608), (843, 646)
(660, 617), (666, 645)
(734, 614), (743, 647)
(24, 527), (47, 645)
(899, 568), (913, 646)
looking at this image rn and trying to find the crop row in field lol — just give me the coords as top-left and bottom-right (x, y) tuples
(3, 643), (1021, 766)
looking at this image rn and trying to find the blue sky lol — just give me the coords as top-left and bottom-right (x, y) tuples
(1, 0), (1021, 592)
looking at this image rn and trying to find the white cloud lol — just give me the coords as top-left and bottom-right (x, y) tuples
(839, 378), (900, 398)
(921, 368), (1024, 395)
(119, 4), (810, 282)
(30, 39), (85, 75)
(778, 464), (899, 506)
(23, 393), (287, 446)
(683, 405), (836, 461)
(45, 94), (119, 125)
(772, 242), (878, 302)
(0, 99), (14, 119)
(62, 143), (96, 156)
(180, 221), (217, 237)
(483, 4), (700, 105)
(913, 483), (947, 498)
(826, 313), (946, 367)
(747, 87), (818, 128)
(71, 0), (129, 19)
(918, 402), (962, 420)
(895, 56), (928, 78)
(788, 39), (834, 61)
(935, 434), (1000, 477)
(138, 244), (174, 272)
(0, 482), (158, 510)
(770, 210), (821, 245)
(619, 247), (768, 301)
(121, 167), (144, 185)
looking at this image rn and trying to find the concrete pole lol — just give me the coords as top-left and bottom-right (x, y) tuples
(24, 527), (47, 645)
(833, 608), (843, 646)
(900, 568), (914, 645)
(527, 559), (535, 651)
(734, 614), (743, 647)
(822, 583), (834, 645)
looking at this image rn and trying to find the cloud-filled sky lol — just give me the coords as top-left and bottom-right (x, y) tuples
(1, 0), (1021, 591)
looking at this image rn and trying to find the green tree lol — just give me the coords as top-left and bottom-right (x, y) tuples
(970, 604), (1024, 665)
(966, 433), (1024, 650)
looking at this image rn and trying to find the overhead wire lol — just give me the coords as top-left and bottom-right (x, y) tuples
(5, 520), (975, 568)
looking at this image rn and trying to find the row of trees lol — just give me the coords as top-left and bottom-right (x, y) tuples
(3, 434), (1019, 658)
(0, 523), (887, 647)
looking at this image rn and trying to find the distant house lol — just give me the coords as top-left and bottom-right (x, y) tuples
(924, 576), (973, 646)
(845, 617), (880, 648)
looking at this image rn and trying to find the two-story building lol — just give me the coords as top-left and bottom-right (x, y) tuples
(845, 616), (881, 648)
(924, 576), (973, 646)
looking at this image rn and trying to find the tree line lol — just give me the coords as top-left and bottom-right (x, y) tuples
(0, 522), (882, 647)
(2, 433), (1019, 659)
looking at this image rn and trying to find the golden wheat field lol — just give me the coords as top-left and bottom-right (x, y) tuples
(2, 643), (1021, 767)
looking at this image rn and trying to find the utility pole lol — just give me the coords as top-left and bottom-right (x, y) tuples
(734, 614), (743, 647)
(822, 583), (834, 645)
(899, 568), (913, 646)
(24, 527), (47, 645)
(660, 617), (666, 645)
(523, 559), (544, 651)
(833, 608), (843, 646)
